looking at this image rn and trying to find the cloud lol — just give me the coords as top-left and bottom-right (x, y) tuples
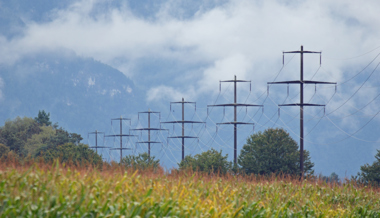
(147, 85), (195, 102)
(1, 0), (380, 115)
(88, 77), (95, 86)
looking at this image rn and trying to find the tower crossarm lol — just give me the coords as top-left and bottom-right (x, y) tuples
(168, 136), (198, 139)
(216, 122), (255, 125)
(139, 111), (160, 114)
(279, 103), (325, 107)
(220, 79), (250, 83)
(161, 121), (205, 124)
(110, 148), (133, 150)
(89, 146), (110, 149)
(88, 131), (105, 135)
(111, 118), (131, 121)
(130, 128), (168, 131)
(136, 141), (162, 144)
(268, 80), (336, 85)
(105, 134), (137, 137)
(208, 103), (263, 107)
(171, 101), (196, 104)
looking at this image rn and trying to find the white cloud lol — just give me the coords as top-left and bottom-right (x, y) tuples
(1, 0), (380, 116)
(124, 85), (132, 93)
(88, 77), (95, 86)
(110, 89), (121, 97)
(147, 85), (195, 102)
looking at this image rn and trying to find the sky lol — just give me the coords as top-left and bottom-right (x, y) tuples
(1, 0), (380, 177)
(1, 0), (380, 99)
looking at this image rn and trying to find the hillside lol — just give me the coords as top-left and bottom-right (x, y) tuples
(0, 52), (144, 138)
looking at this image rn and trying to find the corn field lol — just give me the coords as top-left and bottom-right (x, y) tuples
(0, 161), (379, 217)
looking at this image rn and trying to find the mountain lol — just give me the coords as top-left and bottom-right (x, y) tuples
(0, 51), (145, 139)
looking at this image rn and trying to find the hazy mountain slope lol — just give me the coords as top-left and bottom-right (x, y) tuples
(0, 51), (145, 139)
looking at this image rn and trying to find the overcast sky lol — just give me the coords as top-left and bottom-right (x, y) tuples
(1, 0), (379, 97)
(1, 0), (380, 176)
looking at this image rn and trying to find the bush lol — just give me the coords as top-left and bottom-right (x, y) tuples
(0, 143), (10, 159)
(122, 153), (160, 171)
(178, 149), (232, 175)
(34, 143), (103, 167)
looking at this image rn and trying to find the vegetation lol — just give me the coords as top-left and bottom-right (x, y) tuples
(0, 116), (40, 156)
(238, 128), (314, 176)
(0, 111), (101, 167)
(178, 148), (232, 174)
(321, 172), (340, 183)
(0, 161), (379, 217)
(0, 144), (10, 159)
(34, 110), (52, 126)
(357, 149), (380, 185)
(122, 152), (160, 170)
(2, 112), (380, 216)
(34, 142), (102, 167)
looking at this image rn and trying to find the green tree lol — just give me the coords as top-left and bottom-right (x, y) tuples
(50, 127), (83, 146)
(0, 117), (40, 156)
(178, 149), (232, 174)
(122, 153), (160, 170)
(22, 125), (83, 157)
(357, 150), (380, 185)
(0, 115), (94, 166)
(238, 128), (314, 175)
(328, 172), (340, 183)
(35, 110), (52, 126)
(0, 143), (10, 159)
(320, 172), (340, 183)
(34, 142), (102, 167)
(23, 125), (56, 155)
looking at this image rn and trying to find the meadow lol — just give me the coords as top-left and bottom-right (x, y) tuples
(0, 160), (379, 217)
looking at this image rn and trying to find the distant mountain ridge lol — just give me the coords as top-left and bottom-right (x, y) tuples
(0, 51), (145, 139)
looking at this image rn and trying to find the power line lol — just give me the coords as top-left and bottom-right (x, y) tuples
(327, 61), (380, 116)
(131, 109), (168, 158)
(322, 53), (380, 87)
(268, 45), (336, 179)
(324, 46), (380, 60)
(105, 116), (136, 163)
(161, 98), (205, 160)
(88, 130), (109, 154)
(208, 75), (263, 164)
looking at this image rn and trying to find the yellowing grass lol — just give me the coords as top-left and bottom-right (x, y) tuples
(0, 162), (379, 217)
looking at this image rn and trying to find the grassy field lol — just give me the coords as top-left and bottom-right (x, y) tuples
(0, 161), (379, 217)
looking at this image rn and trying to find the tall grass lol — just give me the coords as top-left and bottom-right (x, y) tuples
(0, 159), (379, 217)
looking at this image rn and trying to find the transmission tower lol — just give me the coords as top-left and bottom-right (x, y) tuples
(131, 110), (168, 158)
(267, 45), (336, 178)
(88, 130), (109, 154)
(161, 98), (205, 160)
(105, 116), (136, 163)
(208, 75), (263, 164)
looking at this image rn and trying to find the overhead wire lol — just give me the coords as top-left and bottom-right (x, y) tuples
(321, 53), (380, 87)
(101, 48), (380, 165)
(326, 61), (380, 115)
(267, 93), (380, 144)
(324, 46), (380, 60)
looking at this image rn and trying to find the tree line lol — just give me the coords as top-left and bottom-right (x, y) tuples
(0, 110), (379, 185)
(0, 110), (102, 166)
